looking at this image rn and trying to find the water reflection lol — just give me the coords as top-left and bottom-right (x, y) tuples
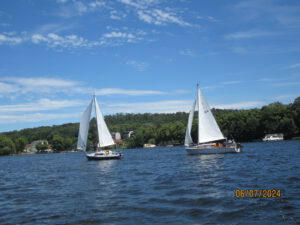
(186, 154), (224, 171)
(95, 159), (117, 173)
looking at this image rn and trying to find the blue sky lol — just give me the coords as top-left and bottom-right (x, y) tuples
(0, 0), (300, 132)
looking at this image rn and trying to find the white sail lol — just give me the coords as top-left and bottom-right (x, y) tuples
(197, 87), (225, 143)
(94, 96), (115, 147)
(184, 100), (196, 146)
(77, 99), (93, 151)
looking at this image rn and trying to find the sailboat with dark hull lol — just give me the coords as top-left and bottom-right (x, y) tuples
(77, 95), (121, 160)
(185, 85), (242, 155)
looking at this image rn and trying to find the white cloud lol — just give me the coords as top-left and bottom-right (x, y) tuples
(0, 77), (177, 97)
(56, 0), (106, 17)
(258, 78), (283, 82)
(0, 82), (18, 94)
(94, 88), (165, 96)
(126, 60), (149, 71)
(202, 81), (241, 90)
(196, 16), (219, 22)
(32, 34), (48, 44)
(220, 81), (241, 85)
(258, 77), (300, 88)
(56, 0), (68, 3)
(271, 81), (300, 87)
(0, 98), (85, 112)
(179, 49), (195, 56)
(0, 23), (10, 27)
(74, 1), (88, 14)
(232, 47), (249, 54)
(30, 28), (148, 49)
(0, 97), (85, 124)
(31, 33), (90, 49)
(212, 101), (264, 109)
(101, 29), (147, 46)
(89, 1), (105, 9)
(106, 100), (193, 113)
(0, 33), (23, 45)
(34, 23), (76, 35)
(109, 10), (127, 20)
(103, 31), (134, 39)
(119, 0), (191, 27)
(137, 9), (191, 26)
(202, 85), (220, 90)
(273, 94), (298, 101)
(286, 63), (300, 69)
(234, 0), (300, 28)
(119, 0), (158, 9)
(225, 30), (274, 40)
(3, 77), (79, 88)
(0, 77), (80, 96)
(105, 99), (263, 114)
(0, 112), (79, 123)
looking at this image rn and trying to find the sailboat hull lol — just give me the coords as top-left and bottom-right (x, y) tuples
(185, 145), (242, 155)
(86, 151), (122, 160)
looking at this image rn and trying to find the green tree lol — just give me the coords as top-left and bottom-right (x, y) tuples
(36, 141), (48, 152)
(51, 135), (64, 152)
(14, 136), (28, 153)
(0, 136), (16, 155)
(260, 102), (286, 134)
(278, 117), (298, 138)
(292, 97), (300, 135)
(63, 137), (74, 150)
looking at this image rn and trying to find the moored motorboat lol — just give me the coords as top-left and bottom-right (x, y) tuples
(262, 133), (284, 142)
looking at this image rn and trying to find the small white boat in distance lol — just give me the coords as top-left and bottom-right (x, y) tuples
(185, 85), (242, 155)
(262, 133), (284, 142)
(77, 94), (122, 160)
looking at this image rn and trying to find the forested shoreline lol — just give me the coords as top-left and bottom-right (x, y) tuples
(0, 97), (299, 156)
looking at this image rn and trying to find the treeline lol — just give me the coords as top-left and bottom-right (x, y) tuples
(0, 97), (299, 155)
(0, 123), (79, 156)
(120, 97), (300, 147)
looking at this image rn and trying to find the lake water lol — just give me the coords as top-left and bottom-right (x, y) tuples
(0, 141), (299, 225)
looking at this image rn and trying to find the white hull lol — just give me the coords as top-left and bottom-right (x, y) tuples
(262, 133), (284, 142)
(262, 138), (283, 142)
(86, 151), (121, 160)
(186, 145), (242, 155)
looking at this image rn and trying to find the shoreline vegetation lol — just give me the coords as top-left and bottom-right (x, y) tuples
(1, 97), (300, 156)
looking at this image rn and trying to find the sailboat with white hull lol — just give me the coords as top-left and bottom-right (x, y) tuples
(77, 95), (122, 160)
(185, 85), (242, 155)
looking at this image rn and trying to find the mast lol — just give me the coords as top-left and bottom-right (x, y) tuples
(197, 83), (201, 144)
(92, 93), (99, 149)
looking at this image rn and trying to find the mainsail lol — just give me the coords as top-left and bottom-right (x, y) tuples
(185, 86), (225, 146)
(77, 99), (93, 151)
(197, 87), (224, 143)
(94, 96), (115, 147)
(77, 95), (115, 151)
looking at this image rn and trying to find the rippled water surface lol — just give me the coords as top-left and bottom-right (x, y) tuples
(0, 141), (300, 225)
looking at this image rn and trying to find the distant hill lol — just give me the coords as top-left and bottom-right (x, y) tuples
(1, 97), (300, 155)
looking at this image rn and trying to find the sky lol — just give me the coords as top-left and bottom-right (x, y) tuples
(0, 0), (300, 132)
